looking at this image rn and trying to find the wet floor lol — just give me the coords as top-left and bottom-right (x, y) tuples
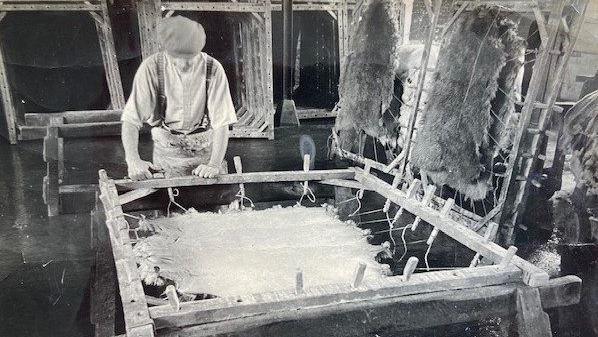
(0, 124), (335, 337)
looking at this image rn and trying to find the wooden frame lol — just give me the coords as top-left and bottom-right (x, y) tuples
(136, 0), (276, 139)
(93, 166), (581, 337)
(0, 0), (125, 144)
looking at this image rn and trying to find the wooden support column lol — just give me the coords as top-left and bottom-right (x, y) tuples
(0, 13), (18, 144)
(516, 287), (552, 337)
(43, 120), (62, 217)
(136, 0), (161, 58)
(96, 0), (125, 109)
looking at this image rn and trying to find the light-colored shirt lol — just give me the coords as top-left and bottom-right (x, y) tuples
(121, 52), (238, 133)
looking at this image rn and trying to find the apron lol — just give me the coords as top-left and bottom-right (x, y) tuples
(151, 127), (228, 178)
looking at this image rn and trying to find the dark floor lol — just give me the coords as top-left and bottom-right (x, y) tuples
(0, 123), (596, 337)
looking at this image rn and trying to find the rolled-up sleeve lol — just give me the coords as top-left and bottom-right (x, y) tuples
(121, 57), (160, 129)
(207, 60), (238, 129)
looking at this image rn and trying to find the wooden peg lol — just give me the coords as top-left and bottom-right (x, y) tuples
(426, 199), (454, 245)
(165, 285), (180, 311)
(352, 263), (367, 288)
(383, 175), (402, 212)
(233, 156), (245, 209)
(383, 150), (405, 173)
(500, 246), (518, 267)
(403, 257), (419, 281)
(393, 180), (421, 222)
(411, 185), (437, 231)
(364, 163), (372, 174)
(295, 270), (304, 294)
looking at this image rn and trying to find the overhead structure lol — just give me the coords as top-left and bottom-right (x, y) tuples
(0, 0), (124, 144)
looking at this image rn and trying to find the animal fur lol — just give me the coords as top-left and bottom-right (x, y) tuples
(411, 7), (524, 200)
(559, 90), (598, 194)
(334, 0), (400, 151)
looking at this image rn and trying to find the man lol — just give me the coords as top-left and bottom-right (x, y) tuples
(122, 16), (237, 180)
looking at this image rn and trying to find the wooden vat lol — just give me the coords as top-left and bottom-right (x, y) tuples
(91, 162), (582, 337)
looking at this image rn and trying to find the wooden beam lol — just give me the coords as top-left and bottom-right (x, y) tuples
(0, 4), (101, 10)
(150, 274), (580, 335)
(150, 265), (523, 329)
(161, 2), (267, 12)
(44, 124), (61, 216)
(353, 168), (550, 286)
(114, 169), (355, 190)
(19, 121), (122, 140)
(24, 110), (121, 126)
(96, 0), (125, 109)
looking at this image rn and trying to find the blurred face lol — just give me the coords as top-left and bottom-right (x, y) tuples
(168, 54), (196, 72)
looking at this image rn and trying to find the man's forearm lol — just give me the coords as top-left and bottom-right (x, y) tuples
(209, 126), (229, 167)
(122, 121), (142, 163)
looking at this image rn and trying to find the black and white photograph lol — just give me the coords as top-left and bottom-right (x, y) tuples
(0, 0), (596, 336)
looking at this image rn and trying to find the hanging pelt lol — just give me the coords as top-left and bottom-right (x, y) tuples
(333, 0), (400, 152)
(411, 7), (524, 200)
(559, 90), (598, 194)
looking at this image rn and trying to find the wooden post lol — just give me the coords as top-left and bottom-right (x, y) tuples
(352, 263), (367, 288)
(96, 0), (125, 109)
(0, 18), (18, 144)
(44, 123), (61, 217)
(403, 256), (418, 281)
(136, 0), (161, 58)
(411, 185), (436, 231)
(165, 285), (180, 311)
(295, 270), (304, 294)
(516, 287), (552, 337)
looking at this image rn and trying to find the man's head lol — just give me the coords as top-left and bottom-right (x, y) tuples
(159, 16), (206, 71)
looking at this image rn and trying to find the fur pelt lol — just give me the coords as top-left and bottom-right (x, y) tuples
(559, 90), (598, 194)
(411, 7), (524, 200)
(334, 0), (400, 151)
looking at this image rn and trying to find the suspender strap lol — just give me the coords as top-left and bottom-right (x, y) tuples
(157, 52), (214, 128)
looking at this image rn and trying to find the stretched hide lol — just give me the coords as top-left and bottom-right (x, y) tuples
(411, 7), (524, 200)
(560, 90), (598, 194)
(334, 0), (400, 151)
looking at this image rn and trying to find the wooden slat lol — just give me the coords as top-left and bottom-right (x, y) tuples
(516, 287), (552, 337)
(114, 169), (355, 190)
(44, 126), (60, 216)
(118, 188), (158, 205)
(59, 184), (98, 194)
(95, 0), (125, 109)
(150, 265), (523, 328)
(353, 168), (550, 286)
(295, 108), (338, 119)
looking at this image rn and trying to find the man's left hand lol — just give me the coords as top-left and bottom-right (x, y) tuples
(192, 164), (220, 178)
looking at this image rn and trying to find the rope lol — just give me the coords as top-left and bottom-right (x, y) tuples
(167, 188), (188, 217)
(424, 240), (433, 271)
(397, 224), (410, 263)
(385, 211), (398, 255)
(236, 192), (255, 209)
(297, 183), (317, 205)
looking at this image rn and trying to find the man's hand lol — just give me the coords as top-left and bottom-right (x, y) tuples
(192, 164), (220, 178)
(127, 159), (161, 181)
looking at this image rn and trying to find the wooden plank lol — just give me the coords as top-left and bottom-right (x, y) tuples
(353, 168), (550, 286)
(24, 110), (121, 126)
(136, 0), (160, 58)
(318, 178), (370, 190)
(114, 169), (355, 190)
(0, 30), (18, 144)
(453, 0), (550, 12)
(516, 287), (552, 337)
(295, 108), (338, 119)
(59, 184), (98, 194)
(19, 121), (121, 140)
(118, 188), (158, 205)
(150, 265), (523, 328)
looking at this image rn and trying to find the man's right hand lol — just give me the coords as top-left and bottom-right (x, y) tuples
(127, 159), (161, 181)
